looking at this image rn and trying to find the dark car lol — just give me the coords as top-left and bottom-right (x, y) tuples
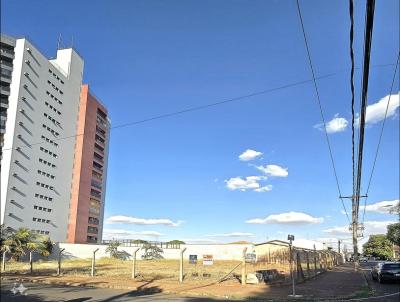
(371, 262), (400, 283)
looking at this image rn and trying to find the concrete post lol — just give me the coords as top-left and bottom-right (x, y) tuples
(131, 248), (140, 279)
(289, 244), (295, 296)
(29, 251), (33, 274)
(57, 248), (65, 276)
(179, 248), (187, 283)
(91, 248), (99, 277)
(2, 251), (6, 271)
(241, 247), (247, 285)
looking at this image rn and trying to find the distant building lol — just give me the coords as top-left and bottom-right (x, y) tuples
(67, 85), (110, 244)
(0, 35), (109, 243)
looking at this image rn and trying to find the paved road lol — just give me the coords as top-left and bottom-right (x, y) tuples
(1, 280), (221, 302)
(2, 263), (398, 301)
(359, 261), (400, 302)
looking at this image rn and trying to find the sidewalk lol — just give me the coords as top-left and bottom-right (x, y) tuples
(1, 263), (368, 300)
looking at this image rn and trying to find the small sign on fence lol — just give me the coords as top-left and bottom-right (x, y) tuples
(245, 253), (257, 263)
(189, 255), (197, 264)
(203, 254), (213, 266)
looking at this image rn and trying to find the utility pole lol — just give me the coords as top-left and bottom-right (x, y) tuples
(341, 194), (366, 270)
(338, 239), (341, 254)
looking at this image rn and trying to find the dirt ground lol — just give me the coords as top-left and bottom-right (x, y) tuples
(1, 263), (368, 300)
(2, 258), (247, 284)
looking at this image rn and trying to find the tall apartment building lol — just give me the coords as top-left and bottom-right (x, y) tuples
(1, 35), (16, 163)
(67, 85), (110, 243)
(0, 35), (110, 243)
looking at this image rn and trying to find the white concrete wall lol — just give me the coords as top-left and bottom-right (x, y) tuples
(1, 39), (84, 242)
(53, 243), (254, 261)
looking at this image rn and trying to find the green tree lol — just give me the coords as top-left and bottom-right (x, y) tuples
(167, 240), (185, 245)
(141, 243), (163, 260)
(26, 235), (53, 273)
(106, 240), (121, 258)
(132, 239), (148, 245)
(0, 228), (53, 263)
(386, 223), (400, 246)
(363, 234), (393, 260)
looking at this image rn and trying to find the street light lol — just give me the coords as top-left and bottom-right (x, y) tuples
(287, 234), (302, 298)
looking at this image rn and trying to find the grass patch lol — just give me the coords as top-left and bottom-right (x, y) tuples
(2, 258), (245, 283)
(348, 285), (372, 299)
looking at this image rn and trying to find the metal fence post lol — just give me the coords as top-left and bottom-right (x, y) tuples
(132, 248), (140, 279)
(91, 248), (99, 277)
(179, 248), (187, 283)
(57, 248), (65, 276)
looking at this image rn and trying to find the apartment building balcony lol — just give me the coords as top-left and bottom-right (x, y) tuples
(0, 60), (13, 69)
(92, 160), (103, 172)
(91, 179), (102, 190)
(94, 143), (104, 155)
(0, 48), (14, 60)
(87, 226), (98, 234)
(90, 189), (102, 200)
(0, 87), (10, 96)
(94, 134), (105, 146)
(88, 217), (99, 225)
(93, 152), (104, 163)
(96, 116), (108, 129)
(1, 74), (12, 84)
(0, 98), (8, 109)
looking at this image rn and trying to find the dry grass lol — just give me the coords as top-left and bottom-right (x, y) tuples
(2, 258), (244, 283)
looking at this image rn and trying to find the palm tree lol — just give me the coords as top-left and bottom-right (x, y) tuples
(106, 240), (121, 258)
(0, 228), (53, 272)
(26, 235), (53, 273)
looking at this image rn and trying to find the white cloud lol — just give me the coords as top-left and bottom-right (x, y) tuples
(238, 149), (263, 161)
(323, 220), (396, 236)
(205, 232), (256, 238)
(322, 225), (350, 236)
(254, 185), (273, 192)
(103, 229), (163, 240)
(225, 176), (265, 191)
(314, 114), (348, 133)
(106, 215), (183, 227)
(356, 93), (400, 125)
(256, 164), (288, 177)
(246, 211), (324, 225)
(360, 199), (399, 214)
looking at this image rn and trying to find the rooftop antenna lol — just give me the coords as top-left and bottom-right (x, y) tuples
(57, 34), (62, 50)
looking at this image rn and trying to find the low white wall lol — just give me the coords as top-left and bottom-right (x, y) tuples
(52, 243), (254, 261)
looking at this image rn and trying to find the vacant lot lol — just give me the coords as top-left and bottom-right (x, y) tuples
(2, 258), (249, 284)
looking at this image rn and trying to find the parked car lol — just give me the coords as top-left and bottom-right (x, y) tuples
(371, 262), (400, 283)
(359, 257), (368, 263)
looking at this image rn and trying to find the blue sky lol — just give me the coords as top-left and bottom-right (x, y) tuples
(2, 0), (399, 248)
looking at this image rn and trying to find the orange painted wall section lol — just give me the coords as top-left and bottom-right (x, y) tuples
(67, 85), (108, 243)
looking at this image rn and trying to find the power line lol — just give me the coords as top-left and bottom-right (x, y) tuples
(349, 0), (356, 204)
(352, 0), (375, 269)
(295, 0), (350, 223)
(2, 63), (395, 153)
(354, 0), (375, 217)
(0, 72), (341, 152)
(361, 52), (400, 224)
